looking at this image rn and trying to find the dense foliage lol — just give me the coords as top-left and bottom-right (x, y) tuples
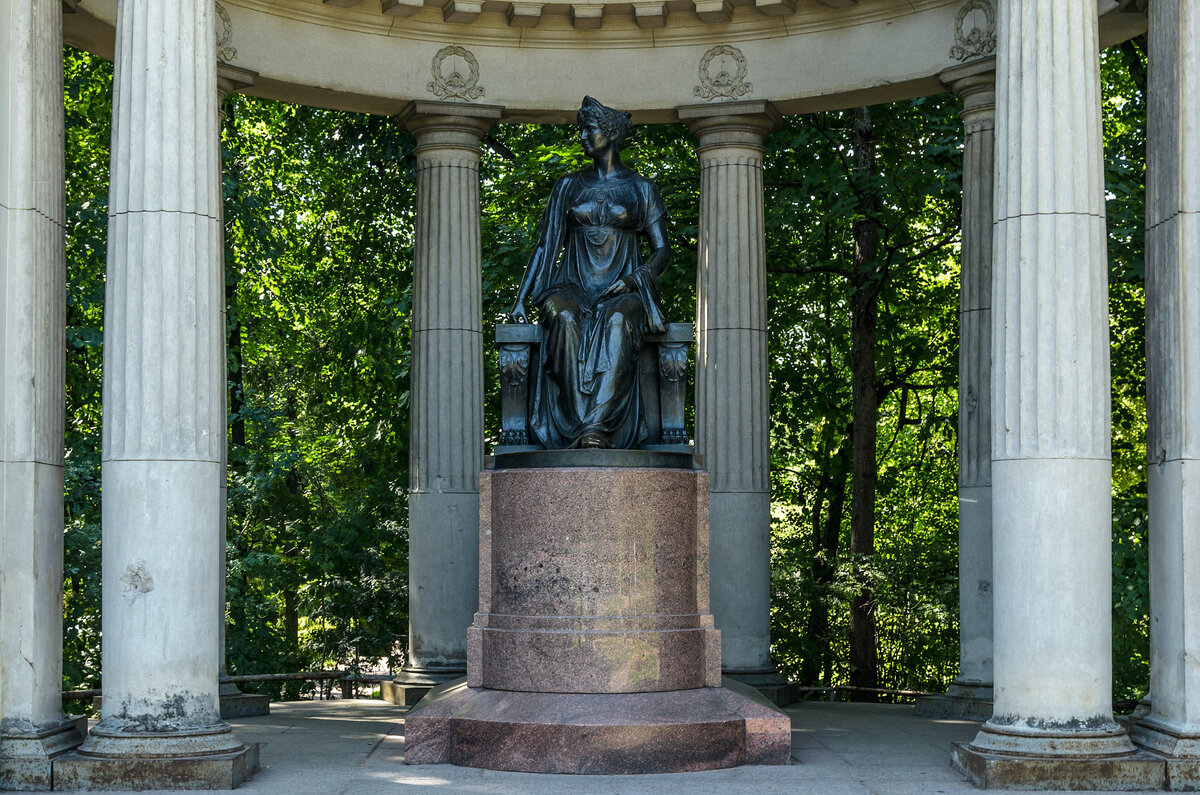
(59, 41), (1149, 702)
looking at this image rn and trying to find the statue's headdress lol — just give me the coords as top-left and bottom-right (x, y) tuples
(577, 96), (634, 148)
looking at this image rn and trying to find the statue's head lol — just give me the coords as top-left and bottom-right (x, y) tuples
(577, 96), (634, 150)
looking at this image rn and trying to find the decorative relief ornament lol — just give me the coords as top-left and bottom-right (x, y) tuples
(499, 344), (530, 387)
(950, 0), (996, 62)
(658, 344), (688, 384)
(215, 2), (237, 62)
(694, 44), (752, 102)
(427, 45), (485, 102)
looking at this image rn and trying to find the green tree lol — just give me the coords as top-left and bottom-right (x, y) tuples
(58, 42), (1152, 706)
(62, 47), (112, 695)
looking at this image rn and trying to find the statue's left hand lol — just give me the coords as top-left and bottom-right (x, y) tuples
(600, 277), (633, 299)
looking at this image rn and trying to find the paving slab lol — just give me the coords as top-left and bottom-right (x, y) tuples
(48, 699), (1159, 794)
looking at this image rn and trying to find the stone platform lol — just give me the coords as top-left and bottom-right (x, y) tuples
(952, 742), (1166, 791)
(117, 698), (1155, 794)
(48, 699), (1179, 793)
(53, 722), (259, 791)
(0, 717), (86, 791)
(53, 745), (259, 791)
(403, 677), (790, 773)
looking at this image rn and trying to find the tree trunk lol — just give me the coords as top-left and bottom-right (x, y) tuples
(848, 105), (880, 698)
(801, 434), (850, 686)
(284, 589), (300, 649)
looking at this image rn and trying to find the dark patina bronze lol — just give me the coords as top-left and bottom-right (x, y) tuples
(507, 96), (680, 451)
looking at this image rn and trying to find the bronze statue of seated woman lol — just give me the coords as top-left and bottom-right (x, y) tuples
(509, 96), (672, 450)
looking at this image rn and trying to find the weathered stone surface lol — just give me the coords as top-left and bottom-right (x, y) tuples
(723, 670), (797, 708)
(398, 103), (501, 689)
(952, 742), (1165, 791)
(1136, 0), (1200, 779)
(972, 0), (1133, 765)
(938, 57), (996, 707)
(84, 0), (250, 771)
(0, 757), (52, 792)
(473, 466), (719, 693)
(1164, 756), (1200, 791)
(1129, 719), (1200, 789)
(53, 744), (259, 791)
(382, 668), (461, 708)
(914, 681), (993, 721)
(0, 717), (87, 791)
(1, 0), (82, 783)
(679, 101), (779, 676)
(403, 678), (790, 773)
(219, 692), (271, 720)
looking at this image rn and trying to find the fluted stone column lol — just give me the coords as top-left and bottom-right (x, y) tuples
(916, 59), (995, 723)
(952, 2), (1161, 788)
(1131, 0), (1200, 783)
(678, 101), (782, 692)
(56, 1), (257, 788)
(0, 0), (87, 787)
(214, 63), (268, 720)
(387, 101), (500, 706)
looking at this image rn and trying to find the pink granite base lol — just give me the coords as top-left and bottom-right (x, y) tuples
(473, 467), (720, 693)
(403, 677), (792, 774)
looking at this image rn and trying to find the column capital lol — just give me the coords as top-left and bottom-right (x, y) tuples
(676, 100), (781, 151)
(397, 101), (503, 152)
(217, 62), (258, 106)
(940, 57), (996, 129)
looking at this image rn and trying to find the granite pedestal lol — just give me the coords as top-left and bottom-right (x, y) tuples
(403, 458), (792, 773)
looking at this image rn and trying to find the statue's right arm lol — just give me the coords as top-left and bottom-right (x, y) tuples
(510, 176), (569, 323)
(510, 241), (540, 323)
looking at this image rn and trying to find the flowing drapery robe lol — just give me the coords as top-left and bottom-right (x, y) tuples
(523, 170), (668, 449)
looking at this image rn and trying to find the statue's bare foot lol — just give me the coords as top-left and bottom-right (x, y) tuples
(580, 431), (608, 449)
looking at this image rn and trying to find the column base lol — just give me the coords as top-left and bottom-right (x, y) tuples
(381, 667), (464, 707)
(722, 668), (796, 707)
(219, 693), (270, 719)
(0, 717), (87, 791)
(952, 741), (1166, 790)
(54, 744), (259, 791)
(404, 677), (791, 773)
(1130, 717), (1200, 790)
(914, 681), (993, 721)
(1113, 696), (1152, 730)
(218, 680), (270, 719)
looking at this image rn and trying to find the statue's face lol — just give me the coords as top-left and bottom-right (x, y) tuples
(579, 119), (609, 156)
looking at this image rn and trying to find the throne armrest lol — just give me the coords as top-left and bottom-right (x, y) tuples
(646, 322), (692, 447)
(497, 323), (538, 450)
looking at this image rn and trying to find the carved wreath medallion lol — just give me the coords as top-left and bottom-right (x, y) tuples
(427, 45), (486, 102)
(215, 2), (237, 62)
(694, 44), (752, 102)
(950, 0), (996, 62)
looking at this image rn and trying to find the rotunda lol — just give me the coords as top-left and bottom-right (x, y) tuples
(7, 0), (1200, 789)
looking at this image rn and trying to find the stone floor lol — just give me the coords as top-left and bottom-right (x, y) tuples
(60, 699), (1139, 794)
